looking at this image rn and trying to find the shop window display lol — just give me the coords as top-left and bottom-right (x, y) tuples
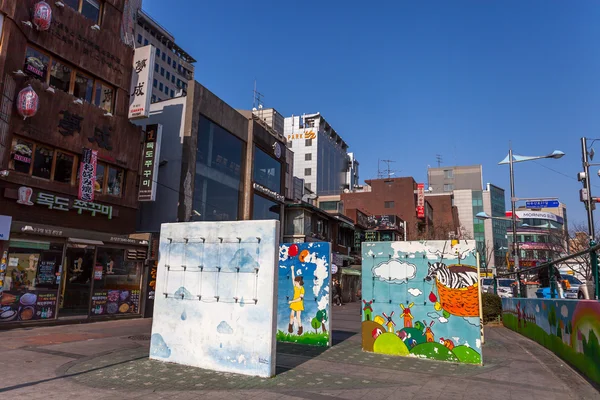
(0, 243), (62, 323)
(90, 248), (142, 316)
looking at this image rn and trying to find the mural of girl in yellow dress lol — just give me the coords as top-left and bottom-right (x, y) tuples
(288, 267), (304, 335)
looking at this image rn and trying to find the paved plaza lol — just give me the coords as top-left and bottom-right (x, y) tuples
(0, 302), (598, 399)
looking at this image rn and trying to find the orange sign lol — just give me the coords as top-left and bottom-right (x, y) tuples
(287, 130), (316, 140)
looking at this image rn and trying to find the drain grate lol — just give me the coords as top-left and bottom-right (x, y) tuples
(128, 335), (151, 341)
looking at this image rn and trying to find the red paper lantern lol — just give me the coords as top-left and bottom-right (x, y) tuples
(16, 85), (39, 120)
(33, 1), (52, 31)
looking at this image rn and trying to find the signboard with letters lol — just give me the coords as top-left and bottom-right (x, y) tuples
(0, 215), (11, 241)
(138, 124), (162, 202)
(253, 182), (284, 203)
(78, 148), (97, 202)
(514, 210), (563, 224)
(417, 183), (425, 218)
(525, 200), (559, 208)
(15, 186), (113, 219)
(128, 45), (155, 119)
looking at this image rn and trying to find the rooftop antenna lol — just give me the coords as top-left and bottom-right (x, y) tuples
(252, 80), (264, 119)
(378, 159), (397, 179)
(436, 154), (443, 168)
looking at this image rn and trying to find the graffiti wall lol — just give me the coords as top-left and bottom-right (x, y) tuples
(361, 240), (483, 365)
(502, 298), (600, 385)
(150, 221), (280, 378)
(277, 243), (331, 347)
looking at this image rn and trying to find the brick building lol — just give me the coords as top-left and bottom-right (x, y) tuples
(0, 2), (149, 326)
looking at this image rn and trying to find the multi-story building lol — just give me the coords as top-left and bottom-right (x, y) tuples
(134, 81), (287, 236)
(347, 152), (360, 190)
(482, 184), (509, 272)
(428, 165), (483, 193)
(284, 113), (352, 195)
(135, 9), (195, 103)
(0, 2), (149, 325)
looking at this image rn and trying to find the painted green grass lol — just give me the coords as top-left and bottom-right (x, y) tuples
(453, 345), (482, 364)
(502, 312), (600, 385)
(276, 330), (329, 346)
(410, 342), (459, 362)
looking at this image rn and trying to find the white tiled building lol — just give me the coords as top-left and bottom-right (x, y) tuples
(134, 9), (195, 103)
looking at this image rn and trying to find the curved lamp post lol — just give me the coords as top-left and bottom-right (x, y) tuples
(497, 149), (565, 296)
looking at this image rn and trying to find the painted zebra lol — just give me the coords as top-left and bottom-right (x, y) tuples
(425, 262), (478, 289)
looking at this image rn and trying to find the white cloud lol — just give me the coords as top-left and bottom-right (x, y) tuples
(317, 293), (329, 311)
(439, 317), (448, 323)
(279, 245), (289, 262)
(452, 337), (460, 343)
(372, 259), (416, 283)
(476, 339), (481, 349)
(561, 305), (569, 318)
(304, 252), (329, 297)
(408, 288), (423, 297)
(390, 240), (476, 260)
(367, 249), (374, 257)
(427, 312), (448, 324)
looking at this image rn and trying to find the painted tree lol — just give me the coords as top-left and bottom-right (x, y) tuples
(548, 305), (557, 332)
(316, 309), (328, 333)
(311, 318), (321, 334)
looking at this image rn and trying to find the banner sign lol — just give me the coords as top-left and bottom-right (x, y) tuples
(78, 148), (97, 202)
(128, 45), (155, 119)
(138, 124), (162, 202)
(417, 183), (425, 218)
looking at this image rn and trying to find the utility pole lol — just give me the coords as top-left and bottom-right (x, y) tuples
(436, 154), (443, 168)
(580, 137), (599, 300)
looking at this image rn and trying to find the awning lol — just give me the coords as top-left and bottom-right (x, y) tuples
(68, 238), (104, 246)
(342, 268), (361, 276)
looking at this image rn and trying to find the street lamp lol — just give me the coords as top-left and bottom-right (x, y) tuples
(498, 148), (565, 295)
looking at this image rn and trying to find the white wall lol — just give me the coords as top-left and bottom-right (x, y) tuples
(150, 220), (280, 377)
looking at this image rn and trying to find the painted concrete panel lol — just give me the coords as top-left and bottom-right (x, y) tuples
(150, 220), (279, 377)
(362, 240), (483, 364)
(277, 242), (331, 346)
(502, 298), (600, 384)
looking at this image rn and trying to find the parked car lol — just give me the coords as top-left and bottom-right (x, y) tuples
(563, 274), (596, 299)
(481, 278), (493, 294)
(496, 279), (516, 298)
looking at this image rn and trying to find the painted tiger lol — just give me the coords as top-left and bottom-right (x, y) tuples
(425, 262), (478, 289)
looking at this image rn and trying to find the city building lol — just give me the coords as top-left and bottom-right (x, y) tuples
(341, 178), (437, 240)
(347, 152), (360, 190)
(135, 9), (195, 103)
(423, 193), (460, 238)
(505, 204), (568, 269)
(284, 113), (352, 195)
(0, 2), (149, 325)
(482, 184), (509, 272)
(428, 165), (483, 193)
(134, 81), (287, 235)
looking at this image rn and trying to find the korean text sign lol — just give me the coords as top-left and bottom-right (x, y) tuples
(138, 124), (162, 202)
(128, 45), (155, 119)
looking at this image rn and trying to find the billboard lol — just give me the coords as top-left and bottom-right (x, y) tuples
(128, 45), (155, 119)
(138, 124), (162, 202)
(417, 183), (425, 218)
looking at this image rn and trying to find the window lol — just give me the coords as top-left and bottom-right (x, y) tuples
(159, 82), (163, 91)
(161, 53), (166, 61)
(320, 201), (339, 211)
(176, 78), (181, 87)
(155, 63), (159, 72)
(444, 169), (454, 179)
(137, 34), (142, 44)
(107, 167), (124, 196)
(32, 145), (54, 179)
(168, 56), (171, 65)
(305, 139), (313, 146)
(24, 46), (50, 81)
(443, 184), (454, 192)
(160, 67), (164, 76)
(144, 39), (149, 46)
(64, 0), (101, 23)
(166, 71), (170, 80)
(304, 168), (311, 176)
(156, 48), (160, 57)
(151, 95), (156, 102)
(73, 72), (94, 102)
(153, 79), (157, 88)
(94, 81), (113, 113)
(6, 242), (63, 293)
(253, 194), (280, 220)
(164, 85), (169, 95)
(171, 75), (175, 84)
(384, 201), (395, 208)
(305, 183), (311, 191)
(170, 89), (174, 97)
(49, 60), (71, 93)
(253, 145), (282, 193)
(305, 153), (312, 161)
(54, 152), (75, 184)
(80, 0), (101, 23)
(11, 139), (34, 174)
(172, 60), (176, 68)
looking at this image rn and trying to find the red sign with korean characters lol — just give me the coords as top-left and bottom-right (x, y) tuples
(417, 183), (425, 218)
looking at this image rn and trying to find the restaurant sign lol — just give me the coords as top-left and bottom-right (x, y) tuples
(417, 183), (425, 218)
(78, 148), (97, 202)
(253, 182), (284, 203)
(15, 186), (113, 219)
(128, 45), (155, 119)
(138, 124), (162, 202)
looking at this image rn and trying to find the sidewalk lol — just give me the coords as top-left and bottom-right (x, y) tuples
(0, 302), (598, 399)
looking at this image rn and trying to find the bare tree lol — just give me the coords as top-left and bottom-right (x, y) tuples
(556, 222), (598, 281)
(412, 221), (462, 241)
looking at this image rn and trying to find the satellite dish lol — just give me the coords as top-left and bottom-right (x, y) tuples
(343, 189), (350, 193)
(252, 107), (257, 111)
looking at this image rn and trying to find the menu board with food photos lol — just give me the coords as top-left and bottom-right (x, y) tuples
(0, 290), (57, 323)
(90, 289), (140, 316)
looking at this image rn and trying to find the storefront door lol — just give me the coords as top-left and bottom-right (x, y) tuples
(60, 246), (95, 317)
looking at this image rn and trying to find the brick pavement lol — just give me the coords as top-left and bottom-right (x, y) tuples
(0, 303), (598, 399)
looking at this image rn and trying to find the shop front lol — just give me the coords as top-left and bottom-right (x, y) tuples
(0, 222), (148, 327)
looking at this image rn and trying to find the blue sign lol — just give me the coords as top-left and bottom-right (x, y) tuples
(525, 200), (559, 208)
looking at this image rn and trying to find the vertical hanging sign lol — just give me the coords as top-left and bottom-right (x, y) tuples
(78, 148), (98, 202)
(138, 124), (162, 202)
(417, 183), (425, 218)
(128, 45), (155, 120)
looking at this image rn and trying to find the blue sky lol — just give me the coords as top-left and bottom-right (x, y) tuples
(144, 0), (600, 227)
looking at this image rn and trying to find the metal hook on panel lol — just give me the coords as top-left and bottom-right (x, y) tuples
(181, 293), (184, 300)
(218, 237), (223, 243)
(215, 296), (220, 302)
(198, 265), (204, 271)
(254, 267), (259, 274)
(237, 237), (242, 243)
(236, 267), (240, 273)
(422, 254), (426, 259)
(163, 293), (168, 298)
(166, 265), (170, 270)
(200, 237), (206, 243)
(167, 238), (172, 243)
(256, 237), (261, 243)
(234, 297), (239, 303)
(216, 267), (221, 272)
(184, 238), (189, 244)
(182, 265), (187, 271)
(197, 295), (202, 301)
(389, 254), (392, 259)
(253, 298), (258, 305)
(286, 295), (289, 301)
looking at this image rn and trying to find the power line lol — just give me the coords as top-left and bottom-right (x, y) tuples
(532, 160), (600, 189)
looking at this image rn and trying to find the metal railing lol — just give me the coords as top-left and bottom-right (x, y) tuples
(492, 242), (600, 300)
